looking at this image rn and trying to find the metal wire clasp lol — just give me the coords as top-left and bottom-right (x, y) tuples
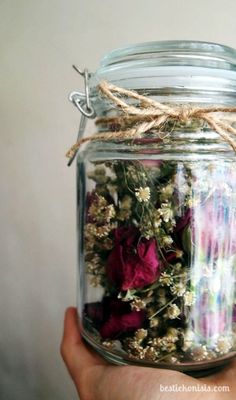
(69, 66), (96, 118)
(67, 66), (96, 166)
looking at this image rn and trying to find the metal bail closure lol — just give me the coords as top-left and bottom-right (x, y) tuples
(69, 66), (96, 118)
(68, 66), (96, 166)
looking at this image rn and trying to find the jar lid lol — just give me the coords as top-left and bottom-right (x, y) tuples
(90, 40), (236, 94)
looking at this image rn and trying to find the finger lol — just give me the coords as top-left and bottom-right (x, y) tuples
(62, 307), (81, 347)
(60, 307), (106, 376)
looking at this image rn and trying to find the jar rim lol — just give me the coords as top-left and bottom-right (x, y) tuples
(99, 40), (236, 71)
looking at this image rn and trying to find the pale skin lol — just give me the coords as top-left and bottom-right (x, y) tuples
(61, 307), (236, 400)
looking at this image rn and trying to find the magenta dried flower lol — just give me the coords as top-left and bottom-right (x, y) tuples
(106, 226), (160, 290)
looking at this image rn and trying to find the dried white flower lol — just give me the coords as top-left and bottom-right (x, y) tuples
(175, 249), (184, 258)
(159, 272), (173, 286)
(135, 186), (151, 203)
(190, 345), (209, 361)
(102, 340), (116, 349)
(131, 298), (146, 311)
(150, 317), (159, 328)
(143, 346), (158, 361)
(118, 195), (132, 220)
(166, 304), (181, 319)
(105, 204), (116, 221)
(166, 327), (180, 342)
(158, 202), (174, 223)
(160, 235), (173, 247)
(183, 291), (196, 306)
(120, 195), (132, 209)
(87, 223), (117, 238)
(89, 275), (102, 287)
(161, 339), (177, 353)
(171, 282), (186, 297)
(161, 184), (174, 197)
(215, 337), (232, 355)
(174, 262), (183, 273)
(135, 329), (148, 341)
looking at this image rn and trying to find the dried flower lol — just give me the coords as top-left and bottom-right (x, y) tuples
(190, 345), (209, 361)
(131, 298), (146, 311)
(158, 202), (174, 223)
(135, 329), (148, 341)
(161, 340), (177, 353)
(160, 235), (173, 247)
(118, 195), (133, 220)
(183, 291), (196, 306)
(102, 340), (116, 349)
(86, 223), (117, 238)
(135, 186), (151, 203)
(174, 263), (183, 272)
(159, 272), (173, 286)
(161, 183), (174, 197)
(118, 289), (137, 302)
(166, 304), (181, 319)
(100, 304), (145, 340)
(87, 166), (108, 184)
(88, 194), (106, 216)
(140, 213), (161, 239)
(105, 204), (116, 221)
(96, 237), (114, 251)
(170, 282), (186, 297)
(166, 327), (180, 342)
(84, 159), (236, 364)
(215, 337), (232, 354)
(150, 317), (159, 328)
(89, 275), (102, 287)
(128, 347), (145, 360)
(143, 346), (158, 361)
(126, 165), (140, 182)
(106, 226), (160, 290)
(175, 249), (184, 258)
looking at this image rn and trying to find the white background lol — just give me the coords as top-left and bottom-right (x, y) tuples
(0, 0), (236, 398)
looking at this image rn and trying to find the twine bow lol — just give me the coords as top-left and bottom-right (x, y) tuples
(66, 80), (236, 160)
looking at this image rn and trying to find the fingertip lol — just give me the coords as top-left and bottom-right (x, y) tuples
(65, 306), (81, 338)
(61, 306), (107, 373)
(65, 306), (77, 316)
(64, 307), (78, 324)
(61, 307), (82, 360)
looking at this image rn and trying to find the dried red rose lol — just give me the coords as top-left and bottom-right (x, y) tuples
(84, 297), (145, 339)
(175, 209), (191, 234)
(100, 308), (145, 339)
(106, 226), (160, 290)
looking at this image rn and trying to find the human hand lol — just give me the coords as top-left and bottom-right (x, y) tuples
(61, 307), (236, 400)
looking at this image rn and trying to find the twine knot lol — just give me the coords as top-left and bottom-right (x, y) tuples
(177, 105), (196, 122)
(66, 80), (236, 161)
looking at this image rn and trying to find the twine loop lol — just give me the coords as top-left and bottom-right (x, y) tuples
(66, 80), (236, 160)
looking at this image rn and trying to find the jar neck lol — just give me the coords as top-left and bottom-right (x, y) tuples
(91, 84), (236, 117)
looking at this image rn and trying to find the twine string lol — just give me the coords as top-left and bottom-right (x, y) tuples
(66, 80), (236, 159)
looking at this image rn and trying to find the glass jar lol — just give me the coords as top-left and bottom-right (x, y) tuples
(75, 41), (236, 375)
